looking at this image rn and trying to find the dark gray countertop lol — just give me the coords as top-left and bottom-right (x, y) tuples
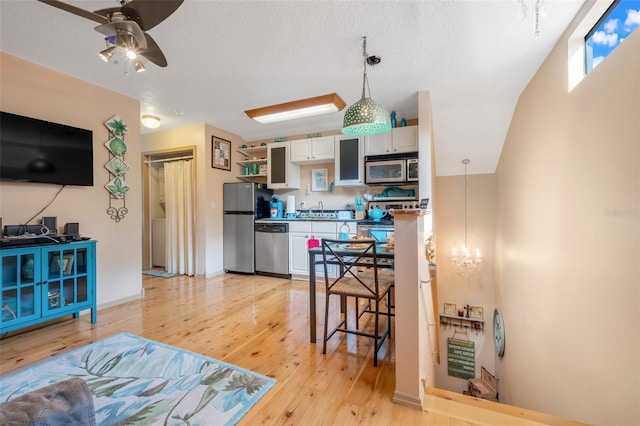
(255, 218), (360, 223)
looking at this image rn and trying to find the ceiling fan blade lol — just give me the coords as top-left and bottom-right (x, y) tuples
(121, 0), (184, 31)
(138, 33), (168, 67)
(92, 7), (122, 19)
(38, 0), (107, 24)
(95, 21), (148, 50)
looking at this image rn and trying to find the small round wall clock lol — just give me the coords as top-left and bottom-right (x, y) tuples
(493, 308), (506, 357)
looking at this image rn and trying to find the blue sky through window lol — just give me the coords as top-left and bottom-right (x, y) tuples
(586, 0), (640, 70)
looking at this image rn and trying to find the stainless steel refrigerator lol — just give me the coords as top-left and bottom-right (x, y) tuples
(223, 182), (272, 274)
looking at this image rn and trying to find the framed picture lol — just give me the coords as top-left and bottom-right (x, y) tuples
(469, 306), (484, 319)
(444, 303), (457, 315)
(311, 169), (328, 191)
(212, 136), (231, 171)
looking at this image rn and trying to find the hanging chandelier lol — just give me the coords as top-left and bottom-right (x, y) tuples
(451, 159), (481, 277)
(341, 37), (391, 136)
(518, 0), (546, 37)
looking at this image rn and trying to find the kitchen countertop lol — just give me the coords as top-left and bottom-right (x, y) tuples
(392, 209), (432, 217)
(255, 218), (360, 223)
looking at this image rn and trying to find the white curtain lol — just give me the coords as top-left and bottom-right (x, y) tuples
(164, 160), (195, 276)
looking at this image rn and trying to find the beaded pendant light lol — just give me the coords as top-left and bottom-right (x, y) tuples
(342, 37), (391, 136)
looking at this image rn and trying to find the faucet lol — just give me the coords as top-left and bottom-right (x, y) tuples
(318, 201), (324, 213)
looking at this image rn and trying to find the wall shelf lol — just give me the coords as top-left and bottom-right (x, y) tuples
(237, 146), (267, 182)
(439, 313), (484, 332)
(238, 146), (267, 159)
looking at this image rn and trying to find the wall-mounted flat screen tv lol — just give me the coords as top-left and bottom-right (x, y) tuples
(0, 111), (94, 186)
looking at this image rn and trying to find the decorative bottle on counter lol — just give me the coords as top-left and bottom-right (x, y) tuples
(401, 117), (407, 127)
(390, 111), (397, 128)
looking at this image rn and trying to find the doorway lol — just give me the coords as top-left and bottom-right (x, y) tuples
(142, 147), (196, 274)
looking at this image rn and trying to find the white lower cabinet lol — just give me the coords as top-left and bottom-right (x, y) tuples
(313, 232), (338, 279)
(288, 221), (357, 280)
(289, 232), (311, 276)
(289, 222), (312, 277)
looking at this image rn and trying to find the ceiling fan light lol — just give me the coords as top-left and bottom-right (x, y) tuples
(142, 115), (161, 129)
(342, 97), (391, 136)
(245, 93), (346, 124)
(126, 49), (137, 60)
(134, 59), (146, 73)
(99, 46), (117, 62)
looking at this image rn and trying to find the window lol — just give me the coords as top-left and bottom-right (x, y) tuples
(585, 0), (640, 73)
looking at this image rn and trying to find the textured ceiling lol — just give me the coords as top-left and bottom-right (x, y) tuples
(0, 0), (585, 176)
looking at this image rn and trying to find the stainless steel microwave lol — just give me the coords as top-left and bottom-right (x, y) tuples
(365, 153), (418, 184)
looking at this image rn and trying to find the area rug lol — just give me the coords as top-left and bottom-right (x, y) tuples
(143, 267), (179, 278)
(0, 332), (275, 425)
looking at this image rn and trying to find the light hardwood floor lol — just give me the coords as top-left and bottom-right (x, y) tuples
(0, 273), (586, 425)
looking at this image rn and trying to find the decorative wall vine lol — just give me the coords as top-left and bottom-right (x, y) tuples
(104, 115), (130, 222)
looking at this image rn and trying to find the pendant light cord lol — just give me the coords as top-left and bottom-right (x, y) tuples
(462, 159), (470, 248)
(360, 37), (371, 99)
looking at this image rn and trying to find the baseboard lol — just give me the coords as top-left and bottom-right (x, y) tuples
(204, 269), (225, 278)
(97, 293), (142, 311)
(392, 391), (423, 410)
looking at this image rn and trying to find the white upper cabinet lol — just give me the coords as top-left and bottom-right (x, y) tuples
(291, 136), (335, 164)
(267, 142), (300, 189)
(335, 135), (365, 187)
(365, 126), (418, 155)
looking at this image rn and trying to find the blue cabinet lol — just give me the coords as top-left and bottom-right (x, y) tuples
(1, 241), (96, 333)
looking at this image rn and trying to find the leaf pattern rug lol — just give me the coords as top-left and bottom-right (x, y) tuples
(0, 332), (275, 425)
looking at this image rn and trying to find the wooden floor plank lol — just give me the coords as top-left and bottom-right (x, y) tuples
(0, 273), (586, 425)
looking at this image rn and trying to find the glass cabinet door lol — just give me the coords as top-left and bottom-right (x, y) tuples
(1, 250), (40, 326)
(268, 144), (287, 185)
(43, 246), (88, 316)
(335, 136), (364, 186)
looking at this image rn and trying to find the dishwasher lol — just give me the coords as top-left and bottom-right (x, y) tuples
(255, 222), (290, 278)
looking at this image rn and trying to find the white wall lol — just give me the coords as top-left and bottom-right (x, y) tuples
(0, 52), (142, 307)
(494, 5), (639, 425)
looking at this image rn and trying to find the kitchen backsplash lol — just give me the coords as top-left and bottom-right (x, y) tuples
(273, 163), (418, 211)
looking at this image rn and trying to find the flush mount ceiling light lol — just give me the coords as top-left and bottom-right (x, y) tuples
(342, 36), (391, 136)
(244, 93), (346, 124)
(141, 115), (160, 129)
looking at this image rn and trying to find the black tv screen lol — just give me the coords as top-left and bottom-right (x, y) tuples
(0, 111), (94, 186)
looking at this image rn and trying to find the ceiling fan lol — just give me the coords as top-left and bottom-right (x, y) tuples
(38, 0), (183, 68)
